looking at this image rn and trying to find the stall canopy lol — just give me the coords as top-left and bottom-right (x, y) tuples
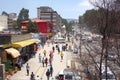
(5, 48), (20, 58)
(3, 39), (40, 48)
(11, 39), (39, 47)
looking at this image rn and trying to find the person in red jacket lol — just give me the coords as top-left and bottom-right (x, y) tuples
(45, 57), (48, 67)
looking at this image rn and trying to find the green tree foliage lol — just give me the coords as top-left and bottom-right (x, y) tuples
(62, 19), (72, 33)
(13, 21), (18, 30)
(17, 8), (29, 29)
(83, 9), (99, 33)
(27, 20), (38, 33)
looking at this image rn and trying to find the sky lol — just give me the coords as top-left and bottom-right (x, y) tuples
(0, 0), (94, 19)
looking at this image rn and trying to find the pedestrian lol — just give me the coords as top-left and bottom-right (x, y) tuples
(56, 44), (58, 49)
(39, 53), (42, 63)
(66, 43), (68, 51)
(58, 47), (60, 54)
(47, 39), (50, 47)
(26, 63), (30, 76)
(46, 69), (50, 80)
(60, 51), (64, 60)
(45, 57), (48, 67)
(35, 75), (40, 80)
(52, 46), (55, 52)
(43, 50), (46, 57)
(42, 57), (45, 67)
(49, 53), (53, 58)
(49, 65), (53, 77)
(30, 72), (35, 80)
(49, 57), (52, 66)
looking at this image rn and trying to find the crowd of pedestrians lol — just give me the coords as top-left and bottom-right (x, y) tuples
(23, 37), (70, 80)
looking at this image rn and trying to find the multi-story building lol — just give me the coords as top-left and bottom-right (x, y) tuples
(0, 15), (8, 31)
(37, 6), (62, 32)
(8, 13), (17, 30)
(9, 13), (17, 19)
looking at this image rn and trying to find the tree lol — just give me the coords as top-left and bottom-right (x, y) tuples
(27, 20), (38, 33)
(89, 0), (120, 80)
(13, 20), (18, 30)
(17, 8), (29, 29)
(83, 9), (99, 33)
(62, 19), (68, 32)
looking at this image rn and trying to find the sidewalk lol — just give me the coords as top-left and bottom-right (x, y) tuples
(8, 42), (51, 80)
(8, 41), (70, 80)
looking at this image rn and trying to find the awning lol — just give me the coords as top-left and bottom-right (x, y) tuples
(5, 48), (20, 58)
(11, 39), (39, 48)
(3, 39), (39, 48)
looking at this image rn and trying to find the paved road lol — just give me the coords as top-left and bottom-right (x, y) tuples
(8, 41), (73, 80)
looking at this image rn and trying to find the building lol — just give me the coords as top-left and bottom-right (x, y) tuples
(8, 13), (17, 30)
(21, 19), (54, 44)
(21, 18), (54, 34)
(8, 13), (17, 20)
(37, 6), (62, 32)
(0, 15), (8, 31)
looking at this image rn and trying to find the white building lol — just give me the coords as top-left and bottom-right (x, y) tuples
(0, 15), (8, 31)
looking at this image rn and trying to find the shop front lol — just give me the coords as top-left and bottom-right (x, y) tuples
(2, 39), (38, 71)
(1, 47), (20, 75)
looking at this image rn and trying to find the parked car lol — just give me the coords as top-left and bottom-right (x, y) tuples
(73, 47), (78, 54)
(73, 44), (78, 54)
(95, 63), (115, 80)
(87, 36), (92, 42)
(108, 51), (118, 61)
(55, 68), (81, 80)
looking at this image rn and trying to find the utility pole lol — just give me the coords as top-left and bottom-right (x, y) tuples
(79, 26), (82, 59)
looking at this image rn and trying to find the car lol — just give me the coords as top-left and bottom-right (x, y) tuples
(73, 47), (78, 54)
(108, 52), (118, 61)
(55, 68), (81, 80)
(87, 36), (92, 42)
(53, 37), (66, 43)
(95, 63), (115, 80)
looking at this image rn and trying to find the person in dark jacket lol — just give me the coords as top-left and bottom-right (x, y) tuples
(46, 69), (50, 80)
(49, 65), (53, 76)
(52, 46), (55, 52)
(30, 72), (35, 80)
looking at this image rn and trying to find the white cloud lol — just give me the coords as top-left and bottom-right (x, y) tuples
(78, 0), (93, 8)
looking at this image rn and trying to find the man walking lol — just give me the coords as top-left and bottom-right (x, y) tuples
(60, 51), (64, 61)
(26, 63), (30, 76)
(39, 53), (42, 63)
(49, 65), (53, 77)
(45, 57), (48, 67)
(46, 69), (50, 80)
(42, 57), (45, 67)
(30, 72), (35, 80)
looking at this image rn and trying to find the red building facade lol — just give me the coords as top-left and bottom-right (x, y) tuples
(21, 19), (54, 35)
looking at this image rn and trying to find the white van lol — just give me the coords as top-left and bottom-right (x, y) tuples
(55, 69), (81, 80)
(54, 37), (66, 43)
